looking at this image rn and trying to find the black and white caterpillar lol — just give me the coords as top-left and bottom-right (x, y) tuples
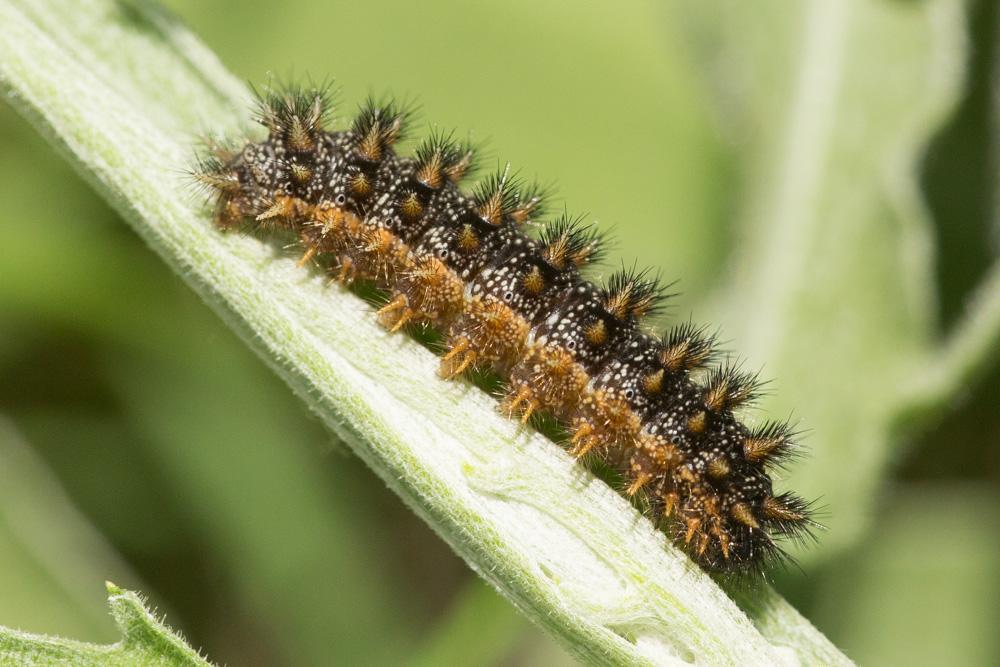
(197, 82), (818, 576)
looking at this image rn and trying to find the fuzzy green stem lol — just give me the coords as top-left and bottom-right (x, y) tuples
(0, 582), (211, 666)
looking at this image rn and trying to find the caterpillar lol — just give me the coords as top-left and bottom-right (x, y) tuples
(197, 81), (818, 577)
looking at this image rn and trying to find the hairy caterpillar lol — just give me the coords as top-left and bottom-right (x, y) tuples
(197, 81), (818, 576)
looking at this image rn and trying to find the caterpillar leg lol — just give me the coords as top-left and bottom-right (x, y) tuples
(568, 422), (596, 458)
(297, 244), (319, 267)
(393, 256), (465, 329)
(503, 385), (539, 424)
(439, 338), (476, 379)
(568, 392), (642, 461)
(626, 472), (653, 497)
(628, 434), (681, 499)
(334, 256), (355, 284)
(507, 344), (588, 422)
(441, 297), (529, 379)
(377, 294), (415, 332)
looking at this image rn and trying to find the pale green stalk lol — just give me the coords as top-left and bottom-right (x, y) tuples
(0, 1), (852, 665)
(0, 583), (211, 666)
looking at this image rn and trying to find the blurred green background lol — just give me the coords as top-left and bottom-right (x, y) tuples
(1, 0), (998, 665)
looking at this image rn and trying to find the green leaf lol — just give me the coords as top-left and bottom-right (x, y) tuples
(0, 0), (850, 664)
(0, 582), (212, 667)
(674, 0), (1000, 560)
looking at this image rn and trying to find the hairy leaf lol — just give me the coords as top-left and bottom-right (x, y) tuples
(0, 583), (211, 667)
